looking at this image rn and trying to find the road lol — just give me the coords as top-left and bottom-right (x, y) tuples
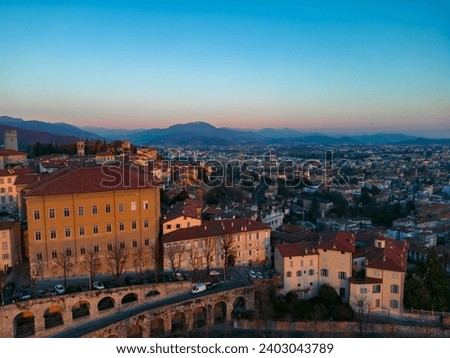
(50, 279), (251, 338)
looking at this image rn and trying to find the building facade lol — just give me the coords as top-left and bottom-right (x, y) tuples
(0, 220), (21, 272)
(25, 167), (160, 280)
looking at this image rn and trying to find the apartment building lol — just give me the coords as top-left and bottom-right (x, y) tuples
(162, 199), (203, 234)
(0, 220), (21, 272)
(25, 166), (160, 279)
(162, 218), (270, 272)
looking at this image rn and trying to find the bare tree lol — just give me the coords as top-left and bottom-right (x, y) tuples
(29, 261), (44, 296)
(82, 250), (101, 288)
(218, 234), (235, 280)
(202, 237), (214, 274)
(352, 294), (372, 337)
(188, 248), (202, 282)
(0, 270), (6, 305)
(133, 246), (149, 283)
(55, 250), (74, 288)
(165, 243), (186, 274)
(106, 244), (128, 283)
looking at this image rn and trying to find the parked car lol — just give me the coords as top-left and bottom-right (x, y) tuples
(45, 288), (57, 297)
(36, 289), (45, 298)
(173, 272), (184, 281)
(209, 270), (221, 276)
(256, 272), (264, 279)
(20, 289), (31, 300)
(92, 281), (105, 290)
(248, 270), (257, 278)
(54, 284), (65, 295)
(190, 283), (207, 294)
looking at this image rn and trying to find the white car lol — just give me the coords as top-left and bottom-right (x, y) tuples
(248, 270), (257, 278)
(92, 281), (105, 290)
(209, 270), (221, 276)
(54, 284), (65, 295)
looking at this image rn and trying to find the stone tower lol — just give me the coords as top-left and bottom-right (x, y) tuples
(76, 140), (85, 156)
(4, 130), (18, 151)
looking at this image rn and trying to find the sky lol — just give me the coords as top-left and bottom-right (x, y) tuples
(0, 0), (449, 136)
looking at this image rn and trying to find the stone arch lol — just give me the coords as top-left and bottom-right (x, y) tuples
(98, 296), (115, 312)
(233, 296), (246, 310)
(44, 304), (64, 329)
(121, 292), (138, 305)
(14, 310), (35, 337)
(192, 306), (207, 329)
(127, 324), (143, 338)
(72, 300), (90, 320)
(150, 317), (164, 337)
(213, 301), (227, 325)
(171, 312), (186, 336)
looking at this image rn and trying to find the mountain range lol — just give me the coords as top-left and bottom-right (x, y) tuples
(1, 115), (449, 148)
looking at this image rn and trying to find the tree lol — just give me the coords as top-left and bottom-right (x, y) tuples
(202, 237), (215, 274)
(132, 246), (148, 283)
(29, 261), (44, 296)
(106, 244), (128, 283)
(82, 250), (101, 289)
(165, 243), (186, 274)
(0, 270), (6, 305)
(404, 274), (431, 310)
(55, 250), (74, 288)
(218, 234), (235, 280)
(188, 248), (202, 282)
(352, 294), (372, 337)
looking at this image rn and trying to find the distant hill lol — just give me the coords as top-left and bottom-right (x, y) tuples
(80, 126), (146, 140)
(0, 116), (100, 140)
(0, 123), (79, 147)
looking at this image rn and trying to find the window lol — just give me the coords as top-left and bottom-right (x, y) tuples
(0, 179), (3, 184)
(375, 299), (381, 308)
(131, 201), (137, 211)
(131, 220), (137, 230)
(105, 204), (111, 213)
(309, 259), (313, 266)
(50, 229), (57, 239)
(2, 253), (9, 260)
(360, 288), (368, 294)
(93, 224), (99, 234)
(308, 269), (315, 276)
(176, 224), (181, 229)
(143, 200), (149, 209)
(290, 261), (294, 268)
(2, 242), (8, 250)
(300, 260), (304, 267)
(296, 270), (302, 277)
(286, 271), (292, 277)
(80, 246), (86, 255)
(391, 284), (399, 294)
(119, 241), (125, 249)
(338, 271), (347, 279)
(373, 284), (381, 293)
(373, 270), (381, 277)
(7, 178), (11, 184)
(107, 243), (113, 251)
(79, 226), (85, 236)
(8, 195), (13, 203)
(390, 300), (399, 309)
(92, 205), (98, 215)
(78, 206), (84, 216)
(49, 208), (55, 218)
(118, 202), (124, 212)
(144, 239), (150, 246)
(64, 207), (70, 217)
(35, 231), (41, 241)
(248, 250), (252, 256)
(166, 224), (172, 230)
(66, 248), (72, 257)
(65, 228), (71, 238)
(93, 245), (99, 253)
(34, 210), (40, 220)
(106, 223), (112, 233)
(339, 287), (346, 298)
(143, 219), (149, 228)
(132, 240), (138, 248)
(119, 222), (125, 231)
(0, 188), (4, 193)
(392, 272), (399, 279)
(320, 268), (329, 277)
(36, 252), (43, 261)
(51, 250), (57, 259)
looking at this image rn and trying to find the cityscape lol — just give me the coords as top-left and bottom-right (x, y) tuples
(0, 1), (449, 340)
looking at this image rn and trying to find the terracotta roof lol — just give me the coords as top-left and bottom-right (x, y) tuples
(162, 218), (270, 243)
(276, 243), (318, 258)
(26, 166), (160, 196)
(0, 149), (27, 156)
(318, 232), (356, 253)
(14, 173), (43, 186)
(163, 199), (203, 223)
(365, 236), (409, 272)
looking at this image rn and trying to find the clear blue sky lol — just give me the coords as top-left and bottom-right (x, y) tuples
(1, 0), (449, 136)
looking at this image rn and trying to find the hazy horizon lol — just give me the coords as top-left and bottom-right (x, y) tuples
(1, 1), (449, 137)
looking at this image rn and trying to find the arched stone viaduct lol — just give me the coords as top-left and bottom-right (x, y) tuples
(81, 286), (254, 338)
(0, 282), (254, 338)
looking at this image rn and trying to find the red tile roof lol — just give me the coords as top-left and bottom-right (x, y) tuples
(26, 166), (160, 196)
(163, 199), (203, 223)
(162, 218), (270, 243)
(276, 243), (318, 258)
(0, 149), (27, 156)
(318, 232), (356, 253)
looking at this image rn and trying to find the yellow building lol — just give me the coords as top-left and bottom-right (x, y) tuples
(162, 218), (271, 272)
(25, 166), (160, 280)
(162, 199), (203, 234)
(0, 220), (21, 272)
